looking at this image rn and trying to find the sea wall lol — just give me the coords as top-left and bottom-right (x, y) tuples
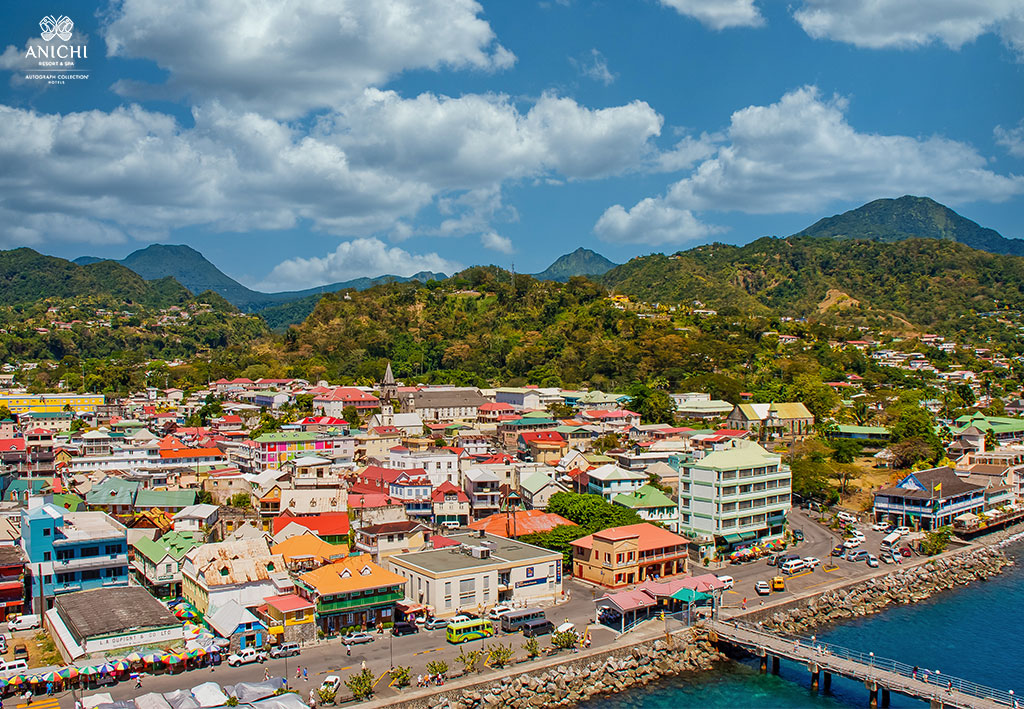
(416, 633), (722, 709)
(755, 545), (1010, 634)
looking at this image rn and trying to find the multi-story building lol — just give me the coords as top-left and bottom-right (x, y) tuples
(180, 539), (292, 615)
(21, 500), (129, 611)
(258, 593), (317, 646)
(387, 532), (562, 616)
(400, 388), (489, 423)
(0, 393), (104, 415)
(873, 467), (985, 531)
(612, 484), (680, 532)
(431, 481), (471, 527)
(312, 387), (380, 417)
(674, 440), (791, 545)
(587, 463), (647, 501)
(570, 522), (688, 588)
(130, 530), (204, 599)
(463, 469), (502, 520)
(253, 431), (353, 469)
(353, 521), (430, 561)
(294, 554), (406, 635)
(0, 546), (27, 615)
(387, 447), (460, 486)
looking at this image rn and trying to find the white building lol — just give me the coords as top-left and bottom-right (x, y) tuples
(587, 463), (647, 501)
(675, 440), (791, 544)
(388, 447), (460, 486)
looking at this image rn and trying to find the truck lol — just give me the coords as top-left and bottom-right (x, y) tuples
(226, 648), (267, 667)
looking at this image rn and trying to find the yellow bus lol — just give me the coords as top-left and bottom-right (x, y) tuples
(445, 618), (495, 644)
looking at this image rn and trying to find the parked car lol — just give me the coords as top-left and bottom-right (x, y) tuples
(770, 576), (786, 592)
(879, 553), (895, 564)
(488, 605), (513, 620)
(392, 622), (419, 636)
(424, 618), (449, 631)
(871, 521), (892, 532)
(12, 644), (28, 661)
(899, 546), (912, 557)
(521, 619), (555, 638)
(847, 549), (870, 562)
(802, 557), (821, 569)
(269, 642), (300, 658)
(831, 544), (845, 557)
(342, 632), (375, 645)
(754, 580), (771, 596)
(320, 676), (341, 694)
(837, 511), (857, 524)
(848, 530), (865, 542)
(866, 554), (880, 568)
(450, 614), (472, 623)
(792, 528), (804, 541)
(0, 634), (7, 653)
(715, 574), (734, 589)
(843, 538), (861, 550)
(893, 526), (910, 537)
(7, 615), (40, 632)
(226, 648), (267, 667)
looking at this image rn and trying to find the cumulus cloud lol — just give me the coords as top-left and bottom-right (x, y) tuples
(594, 200), (725, 245)
(0, 87), (668, 248)
(103, 0), (515, 118)
(595, 86), (1024, 244)
(257, 238), (460, 291)
(570, 49), (616, 85)
(480, 231), (514, 253)
(995, 120), (1024, 157)
(658, 0), (764, 29)
(792, 0), (1024, 55)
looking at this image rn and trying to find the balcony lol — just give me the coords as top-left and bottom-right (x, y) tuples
(317, 590), (403, 613)
(56, 553), (127, 571)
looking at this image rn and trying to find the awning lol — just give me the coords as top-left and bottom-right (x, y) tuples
(737, 531), (758, 541)
(721, 533), (742, 544)
(268, 626), (284, 635)
(671, 588), (712, 603)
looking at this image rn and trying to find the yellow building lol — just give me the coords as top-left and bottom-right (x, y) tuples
(571, 523), (690, 588)
(261, 593), (317, 645)
(0, 393), (104, 414)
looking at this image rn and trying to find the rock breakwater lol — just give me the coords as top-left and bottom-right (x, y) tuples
(759, 545), (1009, 634)
(426, 633), (722, 709)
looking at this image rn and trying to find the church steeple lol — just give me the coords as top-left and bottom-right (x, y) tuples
(379, 362), (397, 424)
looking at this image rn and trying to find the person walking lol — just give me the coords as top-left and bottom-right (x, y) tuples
(264, 668), (270, 682)
(135, 675), (142, 690)
(346, 643), (351, 657)
(303, 666), (308, 681)
(296, 666), (302, 681)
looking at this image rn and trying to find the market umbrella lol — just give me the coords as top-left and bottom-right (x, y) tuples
(112, 661), (129, 672)
(124, 652), (144, 663)
(58, 667), (79, 680)
(97, 663), (116, 674)
(79, 666), (100, 676)
(161, 653), (184, 664)
(28, 675), (46, 684)
(5, 675), (25, 686)
(186, 648), (206, 659)
(38, 671), (61, 682)
(142, 653), (163, 664)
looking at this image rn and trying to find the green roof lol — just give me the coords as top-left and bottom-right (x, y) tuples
(520, 471), (561, 496)
(135, 489), (197, 508)
(29, 411), (72, 419)
(133, 530), (204, 564)
(952, 413), (1024, 435)
(836, 424), (890, 435)
(688, 442), (780, 471)
(255, 431), (319, 443)
(555, 425), (589, 434)
(85, 477), (140, 506)
(502, 418), (557, 427)
(612, 484), (675, 510)
(48, 493), (85, 511)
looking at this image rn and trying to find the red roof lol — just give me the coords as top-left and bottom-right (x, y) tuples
(159, 447), (224, 460)
(478, 453), (515, 465)
(347, 492), (399, 509)
(431, 480), (469, 503)
(572, 523), (690, 552)
(430, 534), (461, 549)
(264, 593), (315, 612)
(468, 510), (575, 538)
(314, 387), (380, 405)
(297, 416), (348, 426)
(0, 439), (25, 452)
(478, 403), (515, 412)
(219, 415), (243, 424)
(519, 431), (566, 445)
(272, 511), (350, 537)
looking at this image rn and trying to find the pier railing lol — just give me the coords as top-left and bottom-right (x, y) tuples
(710, 619), (1018, 708)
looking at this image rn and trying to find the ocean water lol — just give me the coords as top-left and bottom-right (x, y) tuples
(583, 540), (1024, 708)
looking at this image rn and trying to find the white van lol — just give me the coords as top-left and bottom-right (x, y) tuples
(780, 559), (807, 575)
(0, 659), (28, 677)
(7, 615), (40, 631)
(881, 531), (902, 549)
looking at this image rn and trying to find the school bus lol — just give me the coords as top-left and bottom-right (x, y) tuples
(445, 618), (496, 644)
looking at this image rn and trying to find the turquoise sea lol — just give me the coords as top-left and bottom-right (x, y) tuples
(582, 540), (1024, 708)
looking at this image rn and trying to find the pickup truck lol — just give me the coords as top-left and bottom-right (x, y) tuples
(226, 648), (267, 667)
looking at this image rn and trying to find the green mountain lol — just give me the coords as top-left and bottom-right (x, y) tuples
(794, 195), (1024, 256)
(82, 244), (446, 318)
(533, 247), (617, 281)
(601, 236), (1024, 329)
(0, 248), (190, 308)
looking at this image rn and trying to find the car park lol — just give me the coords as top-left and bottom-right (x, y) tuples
(269, 642), (300, 658)
(715, 575), (734, 589)
(866, 554), (880, 567)
(754, 580), (771, 595)
(392, 622), (419, 636)
(424, 618), (449, 631)
(847, 549), (870, 562)
(872, 521), (892, 532)
(320, 676), (341, 694)
(226, 648), (267, 667)
(843, 538), (861, 550)
(342, 632), (374, 645)
(802, 557), (821, 569)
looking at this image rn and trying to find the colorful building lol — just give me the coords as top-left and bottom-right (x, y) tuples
(294, 554), (406, 635)
(571, 523), (689, 588)
(0, 393), (104, 415)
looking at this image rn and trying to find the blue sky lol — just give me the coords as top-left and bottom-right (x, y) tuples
(1, 0), (1023, 291)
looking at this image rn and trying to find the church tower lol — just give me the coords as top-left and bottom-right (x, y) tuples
(379, 362), (397, 424)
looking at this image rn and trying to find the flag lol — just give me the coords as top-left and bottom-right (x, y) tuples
(933, 482), (942, 493)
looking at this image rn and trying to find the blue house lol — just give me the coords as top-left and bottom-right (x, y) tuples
(206, 599), (268, 653)
(21, 500), (129, 612)
(873, 467), (984, 531)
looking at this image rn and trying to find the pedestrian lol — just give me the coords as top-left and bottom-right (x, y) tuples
(912, 666), (918, 680)
(303, 666), (308, 681)
(75, 701), (82, 709)
(947, 680), (953, 695)
(296, 666), (302, 680)
(361, 659), (367, 672)
(264, 668), (270, 681)
(135, 675), (142, 690)
(23, 690), (32, 705)
(45, 682), (52, 696)
(417, 674), (423, 688)
(308, 689), (315, 708)
(741, 598), (747, 610)
(346, 643), (351, 657)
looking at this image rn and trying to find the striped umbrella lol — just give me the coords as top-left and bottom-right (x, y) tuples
(38, 671), (61, 683)
(97, 663), (116, 674)
(186, 648), (206, 659)
(28, 675), (46, 684)
(0, 678), (8, 688)
(58, 667), (79, 680)
(5, 675), (25, 686)
(112, 661), (129, 672)
(124, 652), (144, 663)
(79, 667), (100, 676)
(161, 653), (183, 664)
(143, 653), (163, 664)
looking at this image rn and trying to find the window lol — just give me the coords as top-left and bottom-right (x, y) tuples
(43, 527), (51, 537)
(81, 546), (99, 558)
(43, 552), (51, 561)
(44, 575), (52, 584)
(105, 544), (121, 555)
(80, 569), (100, 581)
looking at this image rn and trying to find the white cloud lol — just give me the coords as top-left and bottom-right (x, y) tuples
(257, 238), (460, 291)
(594, 199), (725, 245)
(103, 0), (515, 118)
(595, 86), (1024, 244)
(995, 121), (1024, 157)
(480, 231), (514, 253)
(570, 49), (616, 85)
(792, 0), (1024, 55)
(659, 0), (764, 29)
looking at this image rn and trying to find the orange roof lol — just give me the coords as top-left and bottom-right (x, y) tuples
(297, 554), (407, 595)
(271, 534), (349, 565)
(468, 510), (576, 538)
(159, 447), (224, 459)
(571, 523), (690, 552)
